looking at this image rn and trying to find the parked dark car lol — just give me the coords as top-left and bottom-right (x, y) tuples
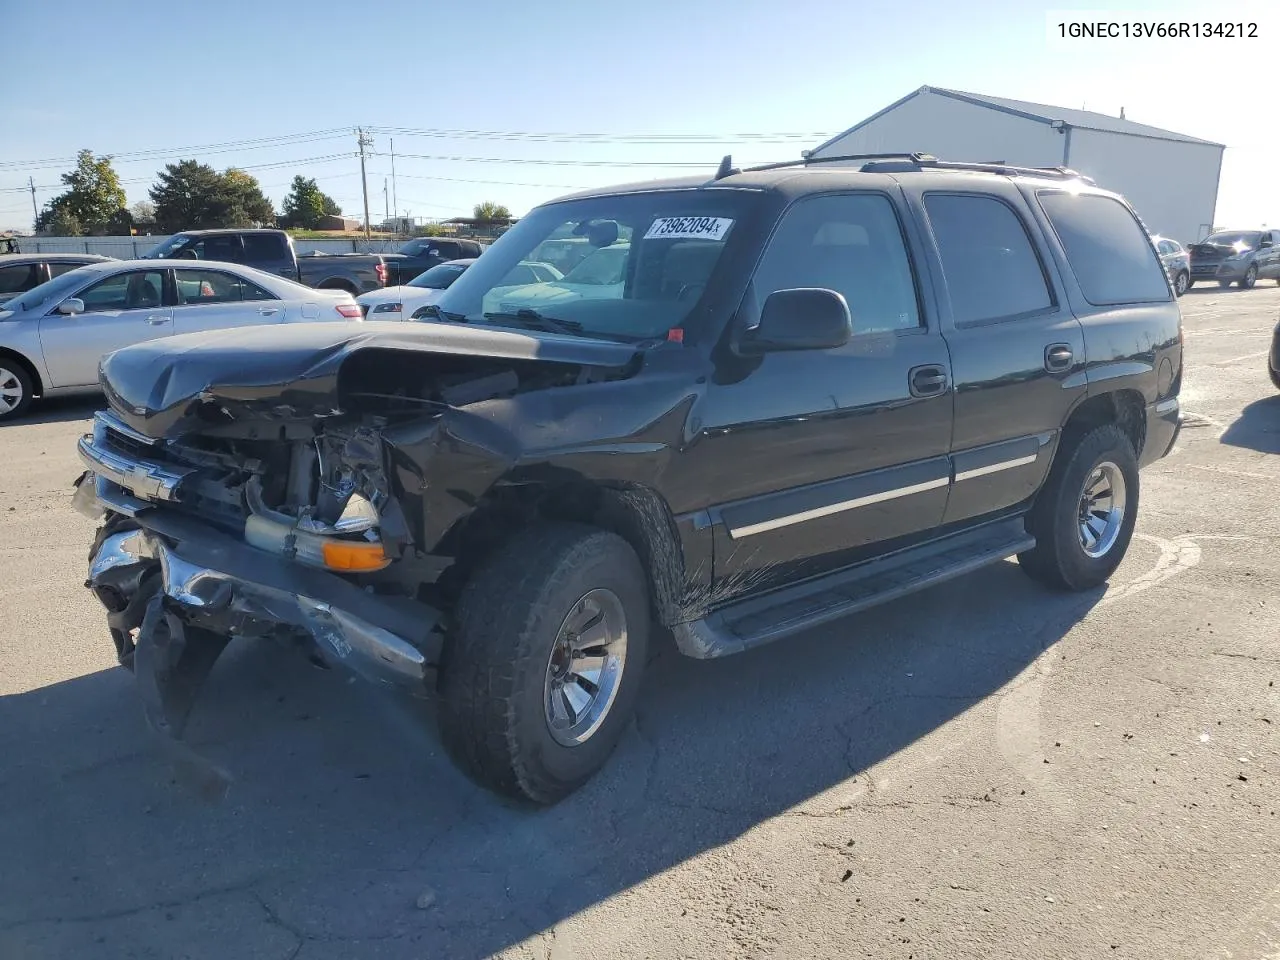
(140, 229), (388, 295)
(379, 236), (486, 285)
(0, 253), (113, 306)
(75, 155), (1181, 804)
(1188, 229), (1280, 289)
(1151, 236), (1190, 296)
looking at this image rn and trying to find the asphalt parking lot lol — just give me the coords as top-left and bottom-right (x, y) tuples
(1, 286), (1278, 960)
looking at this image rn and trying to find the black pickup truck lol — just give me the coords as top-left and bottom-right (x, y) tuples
(142, 229), (389, 295)
(76, 154), (1182, 804)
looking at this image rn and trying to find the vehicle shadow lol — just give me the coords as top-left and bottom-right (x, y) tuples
(0, 561), (1099, 958)
(3, 394), (100, 427)
(1219, 396), (1280, 455)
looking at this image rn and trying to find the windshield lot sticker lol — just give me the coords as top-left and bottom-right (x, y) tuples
(644, 217), (734, 241)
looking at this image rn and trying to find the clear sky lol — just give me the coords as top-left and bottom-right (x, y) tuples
(2, 0), (1276, 234)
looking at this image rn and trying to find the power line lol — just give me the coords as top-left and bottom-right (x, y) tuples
(367, 125), (832, 144)
(0, 128), (352, 171)
(386, 152), (760, 168)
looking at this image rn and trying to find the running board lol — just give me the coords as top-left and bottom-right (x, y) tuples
(673, 518), (1035, 659)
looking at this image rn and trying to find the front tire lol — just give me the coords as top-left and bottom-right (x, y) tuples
(1018, 424), (1140, 591)
(438, 523), (650, 804)
(0, 362), (33, 421)
(1240, 265), (1258, 289)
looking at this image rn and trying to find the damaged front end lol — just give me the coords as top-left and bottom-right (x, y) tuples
(76, 408), (443, 789)
(75, 321), (643, 790)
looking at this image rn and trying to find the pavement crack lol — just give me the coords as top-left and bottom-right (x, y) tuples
(0, 875), (271, 932)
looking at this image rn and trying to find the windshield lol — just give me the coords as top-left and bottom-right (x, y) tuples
(399, 238), (435, 257)
(3, 267), (98, 313)
(408, 263), (468, 289)
(1200, 231), (1262, 248)
(435, 192), (757, 341)
(141, 234), (192, 258)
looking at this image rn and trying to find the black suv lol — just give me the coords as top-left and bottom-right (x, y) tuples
(75, 154), (1183, 803)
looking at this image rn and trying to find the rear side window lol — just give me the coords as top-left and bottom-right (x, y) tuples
(0, 263), (38, 295)
(243, 233), (288, 261)
(1037, 192), (1170, 305)
(49, 260), (87, 278)
(749, 192), (921, 334)
(923, 193), (1053, 326)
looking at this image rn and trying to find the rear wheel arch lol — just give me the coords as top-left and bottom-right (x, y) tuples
(1060, 389), (1146, 458)
(317, 278), (358, 295)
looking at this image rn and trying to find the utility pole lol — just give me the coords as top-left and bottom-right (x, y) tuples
(28, 177), (38, 226)
(383, 178), (389, 224)
(390, 138), (398, 232)
(357, 127), (373, 242)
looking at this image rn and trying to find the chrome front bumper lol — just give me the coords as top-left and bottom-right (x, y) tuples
(87, 524), (434, 691)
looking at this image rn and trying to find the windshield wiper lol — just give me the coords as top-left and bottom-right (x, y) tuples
(483, 309), (583, 335)
(415, 304), (467, 322)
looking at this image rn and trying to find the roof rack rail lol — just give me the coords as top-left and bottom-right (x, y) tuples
(742, 152), (938, 173)
(733, 152), (1095, 185)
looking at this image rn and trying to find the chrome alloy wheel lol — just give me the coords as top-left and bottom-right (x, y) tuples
(0, 366), (24, 416)
(543, 588), (628, 747)
(1077, 461), (1127, 559)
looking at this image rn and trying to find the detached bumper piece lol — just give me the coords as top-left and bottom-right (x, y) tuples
(83, 500), (443, 796)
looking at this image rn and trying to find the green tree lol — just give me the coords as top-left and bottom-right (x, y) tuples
(150, 161), (276, 232)
(282, 176), (341, 229)
(38, 150), (127, 234)
(222, 168), (276, 226)
(130, 200), (156, 224)
(37, 205), (84, 236)
(473, 201), (511, 222)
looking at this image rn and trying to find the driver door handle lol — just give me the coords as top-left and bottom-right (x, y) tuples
(144, 315), (170, 325)
(258, 307), (280, 316)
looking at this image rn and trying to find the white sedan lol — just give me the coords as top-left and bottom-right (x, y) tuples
(358, 259), (563, 321)
(0, 258), (361, 421)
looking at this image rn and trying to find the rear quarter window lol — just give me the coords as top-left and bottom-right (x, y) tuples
(1037, 192), (1171, 305)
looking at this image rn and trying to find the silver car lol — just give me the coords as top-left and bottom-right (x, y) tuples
(0, 259), (362, 421)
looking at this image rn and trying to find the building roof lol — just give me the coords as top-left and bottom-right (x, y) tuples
(812, 86), (1225, 154)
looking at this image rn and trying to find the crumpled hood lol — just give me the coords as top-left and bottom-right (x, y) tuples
(99, 319), (639, 437)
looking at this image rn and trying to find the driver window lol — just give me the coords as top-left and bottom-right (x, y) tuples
(747, 194), (921, 333)
(78, 271), (166, 313)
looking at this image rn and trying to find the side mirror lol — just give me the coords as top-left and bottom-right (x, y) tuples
(57, 298), (84, 316)
(737, 288), (852, 354)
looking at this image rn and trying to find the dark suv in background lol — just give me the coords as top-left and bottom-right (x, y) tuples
(1189, 229), (1280, 289)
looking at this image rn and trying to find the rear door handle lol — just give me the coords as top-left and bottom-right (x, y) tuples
(144, 315), (170, 325)
(909, 364), (949, 398)
(1045, 343), (1073, 372)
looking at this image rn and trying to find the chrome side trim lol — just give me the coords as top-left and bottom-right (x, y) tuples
(954, 453), (1038, 483)
(727, 476), (950, 539)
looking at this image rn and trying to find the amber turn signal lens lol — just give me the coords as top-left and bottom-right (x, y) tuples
(321, 540), (390, 571)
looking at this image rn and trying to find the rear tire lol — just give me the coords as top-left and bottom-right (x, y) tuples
(438, 523), (650, 804)
(0, 361), (34, 422)
(1174, 270), (1189, 297)
(1018, 424), (1140, 592)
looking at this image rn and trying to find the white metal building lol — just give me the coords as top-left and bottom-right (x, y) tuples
(808, 86), (1225, 243)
